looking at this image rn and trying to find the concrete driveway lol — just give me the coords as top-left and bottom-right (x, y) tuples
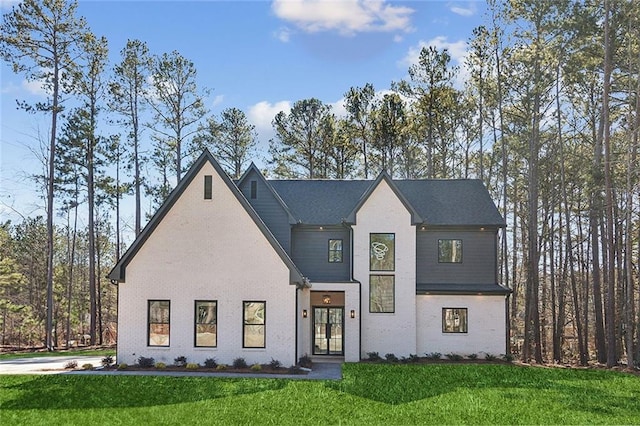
(0, 355), (106, 375)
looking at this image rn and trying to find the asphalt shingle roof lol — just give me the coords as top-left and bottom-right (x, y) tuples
(267, 179), (505, 227)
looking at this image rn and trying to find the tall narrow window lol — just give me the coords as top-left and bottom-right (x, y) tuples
(204, 175), (213, 199)
(438, 239), (462, 263)
(442, 308), (468, 333)
(369, 275), (395, 313)
(328, 239), (343, 263)
(250, 180), (257, 199)
(370, 233), (395, 271)
(195, 301), (217, 347)
(243, 301), (265, 348)
(148, 300), (170, 346)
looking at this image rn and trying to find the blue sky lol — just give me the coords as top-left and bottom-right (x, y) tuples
(1, 0), (485, 224)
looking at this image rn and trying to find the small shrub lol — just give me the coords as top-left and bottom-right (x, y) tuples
(155, 362), (166, 369)
(117, 363), (128, 370)
(174, 356), (187, 367)
(425, 352), (442, 360)
(250, 363), (262, 371)
(408, 353), (420, 363)
(186, 363), (199, 370)
(232, 357), (248, 369)
(366, 351), (382, 361)
(269, 358), (281, 369)
(446, 353), (463, 361)
(467, 353), (478, 360)
(485, 353), (497, 361)
(82, 363), (94, 370)
(384, 353), (399, 363)
(298, 354), (312, 368)
(502, 353), (514, 362)
(216, 364), (227, 370)
(137, 356), (155, 368)
(288, 365), (303, 374)
(204, 358), (217, 368)
(101, 355), (114, 367)
(64, 360), (78, 369)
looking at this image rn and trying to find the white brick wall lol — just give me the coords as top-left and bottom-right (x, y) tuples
(416, 294), (507, 357)
(117, 162), (296, 367)
(354, 179), (417, 358)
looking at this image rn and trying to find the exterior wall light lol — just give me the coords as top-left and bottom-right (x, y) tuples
(322, 295), (331, 304)
(350, 310), (356, 319)
(302, 309), (308, 318)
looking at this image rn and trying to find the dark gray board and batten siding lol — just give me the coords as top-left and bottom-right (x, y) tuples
(416, 229), (497, 284)
(291, 226), (351, 282)
(238, 169), (292, 254)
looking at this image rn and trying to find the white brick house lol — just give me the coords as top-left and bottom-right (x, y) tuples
(109, 150), (510, 366)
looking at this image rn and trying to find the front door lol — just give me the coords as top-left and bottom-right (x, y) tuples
(313, 307), (344, 355)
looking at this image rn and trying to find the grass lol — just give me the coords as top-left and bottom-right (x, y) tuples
(1, 363), (639, 425)
(0, 348), (114, 360)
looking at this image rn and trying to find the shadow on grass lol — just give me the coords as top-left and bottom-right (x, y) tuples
(328, 363), (640, 416)
(1, 375), (286, 410)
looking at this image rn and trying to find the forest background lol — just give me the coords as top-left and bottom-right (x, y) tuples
(0, 0), (639, 369)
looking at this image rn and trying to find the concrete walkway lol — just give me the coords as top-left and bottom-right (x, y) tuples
(0, 355), (343, 380)
(0, 355), (105, 375)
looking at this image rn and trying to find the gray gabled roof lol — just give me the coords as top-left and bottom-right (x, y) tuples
(108, 150), (305, 285)
(266, 176), (505, 227)
(237, 163), (297, 225)
(345, 171), (423, 225)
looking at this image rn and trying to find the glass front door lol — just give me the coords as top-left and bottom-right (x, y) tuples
(313, 307), (344, 355)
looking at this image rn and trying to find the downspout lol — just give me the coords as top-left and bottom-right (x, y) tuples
(295, 286), (299, 364)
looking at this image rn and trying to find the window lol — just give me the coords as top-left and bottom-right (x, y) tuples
(442, 308), (468, 333)
(370, 233), (395, 271)
(439, 239), (462, 263)
(250, 180), (257, 199)
(369, 275), (394, 313)
(204, 175), (212, 199)
(148, 300), (170, 346)
(328, 239), (343, 263)
(195, 301), (217, 347)
(243, 301), (265, 348)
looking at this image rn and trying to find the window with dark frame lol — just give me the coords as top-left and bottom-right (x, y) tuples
(148, 300), (170, 346)
(442, 308), (468, 333)
(250, 180), (257, 199)
(328, 239), (343, 263)
(438, 239), (462, 263)
(243, 301), (265, 348)
(369, 275), (395, 313)
(204, 175), (213, 199)
(370, 233), (395, 271)
(194, 300), (217, 347)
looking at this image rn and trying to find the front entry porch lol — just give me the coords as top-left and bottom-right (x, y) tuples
(297, 284), (360, 362)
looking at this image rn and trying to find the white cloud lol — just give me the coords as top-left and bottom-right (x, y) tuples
(449, 2), (477, 17)
(0, 0), (21, 10)
(400, 36), (468, 68)
(211, 94), (224, 108)
(271, 0), (414, 36)
(399, 36), (469, 88)
(247, 100), (292, 135)
(22, 78), (48, 97)
(329, 97), (347, 118)
(274, 26), (292, 42)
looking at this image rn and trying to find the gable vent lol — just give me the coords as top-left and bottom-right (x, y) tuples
(204, 175), (212, 199)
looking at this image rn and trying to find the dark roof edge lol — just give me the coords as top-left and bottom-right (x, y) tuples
(416, 283), (512, 295)
(237, 163), (298, 224)
(109, 150), (305, 285)
(345, 171), (423, 225)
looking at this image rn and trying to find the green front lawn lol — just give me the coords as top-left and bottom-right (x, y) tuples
(1, 363), (638, 425)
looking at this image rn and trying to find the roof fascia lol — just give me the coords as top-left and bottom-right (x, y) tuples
(109, 150), (305, 285)
(345, 171), (422, 225)
(237, 163), (298, 225)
